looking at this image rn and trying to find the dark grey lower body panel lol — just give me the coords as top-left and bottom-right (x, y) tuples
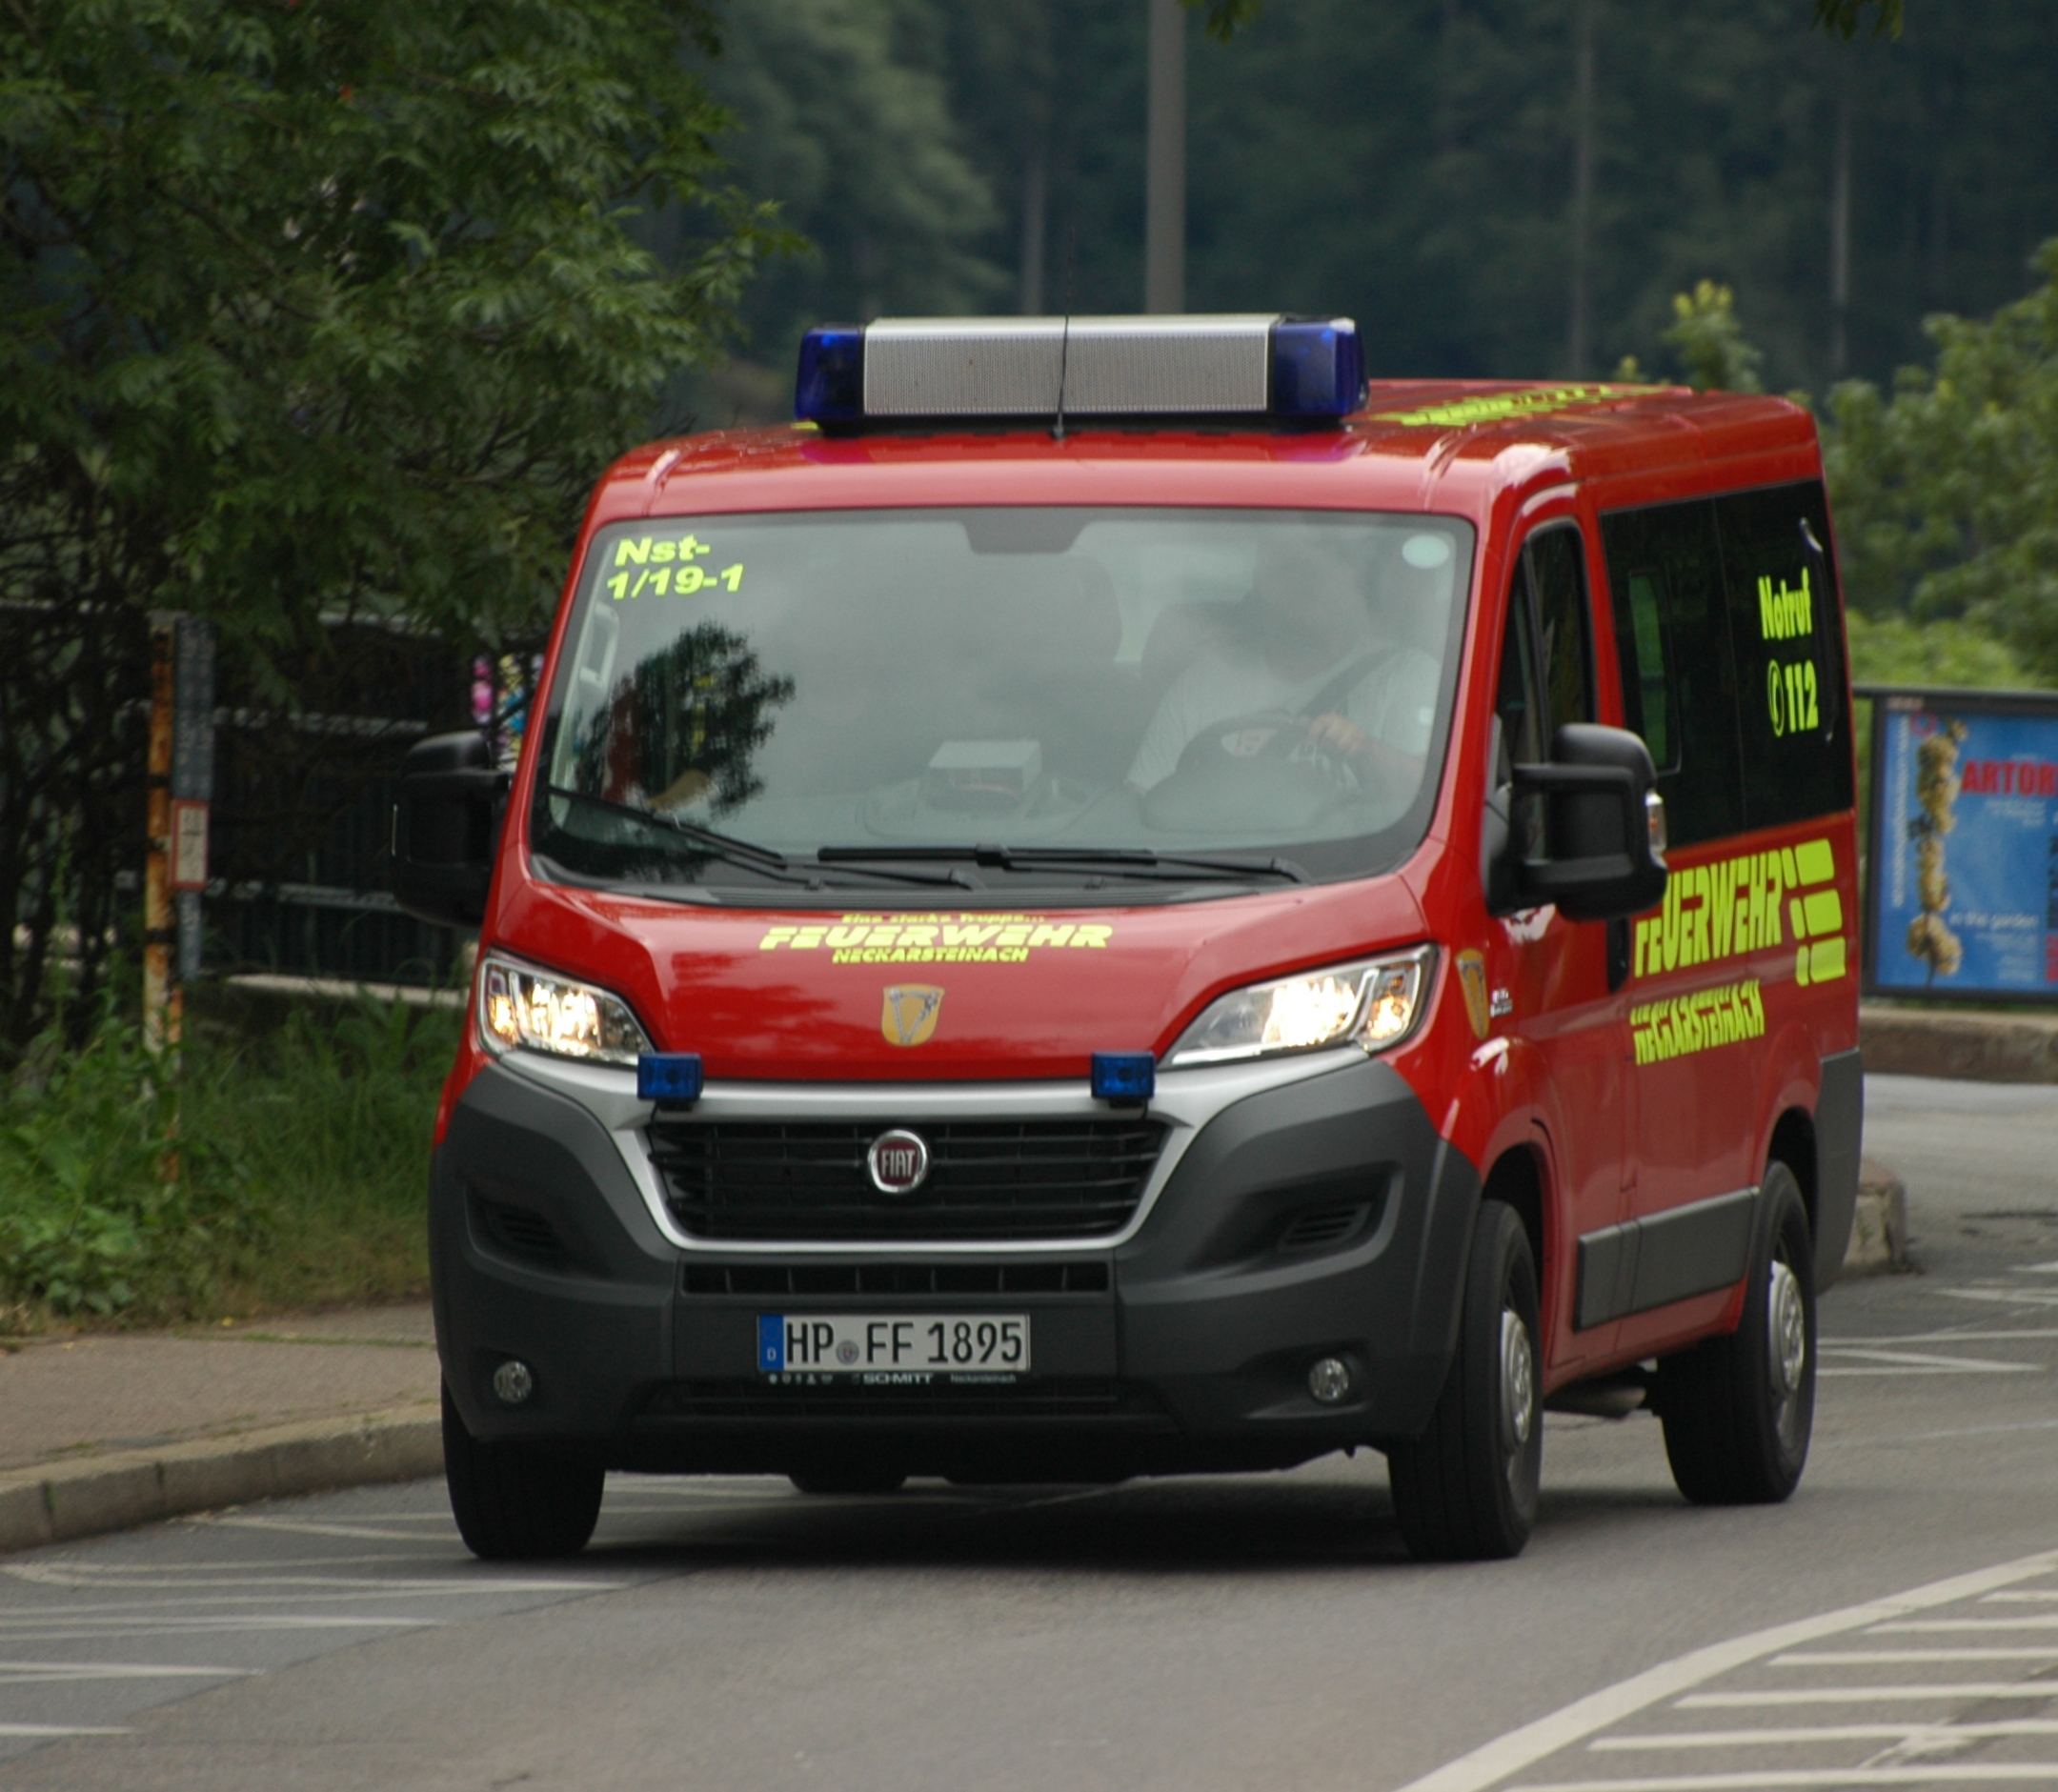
(1575, 1186), (1756, 1330)
(431, 1056), (1483, 1478)
(1813, 1046), (1864, 1292)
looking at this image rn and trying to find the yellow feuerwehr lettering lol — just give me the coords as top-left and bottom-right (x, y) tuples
(1710, 860), (1737, 960)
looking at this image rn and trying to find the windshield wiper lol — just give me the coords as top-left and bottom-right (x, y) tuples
(816, 844), (1309, 884)
(542, 787), (974, 889)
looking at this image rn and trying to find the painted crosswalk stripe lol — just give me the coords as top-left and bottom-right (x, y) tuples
(1388, 1550), (2058, 1792)
(1590, 1722), (2058, 1750)
(1508, 1768), (2058, 1790)
(0, 1725), (128, 1738)
(1819, 1348), (2041, 1373)
(1681, 1686), (2058, 1707)
(0, 1661), (257, 1683)
(1773, 1646), (2058, 1664)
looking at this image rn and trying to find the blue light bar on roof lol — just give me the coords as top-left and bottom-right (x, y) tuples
(794, 315), (1364, 428)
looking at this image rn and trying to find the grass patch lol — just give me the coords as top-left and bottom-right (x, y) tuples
(1, 996), (455, 1329)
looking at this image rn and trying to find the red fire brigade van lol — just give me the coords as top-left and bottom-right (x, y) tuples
(394, 315), (1861, 1562)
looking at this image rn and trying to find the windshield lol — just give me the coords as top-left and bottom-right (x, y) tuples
(532, 507), (1474, 896)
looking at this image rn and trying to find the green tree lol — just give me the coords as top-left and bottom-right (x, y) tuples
(1663, 282), (1765, 392)
(1824, 241), (2058, 674)
(1813, 0), (1904, 38)
(703, 0), (1003, 369)
(0, 0), (774, 1054)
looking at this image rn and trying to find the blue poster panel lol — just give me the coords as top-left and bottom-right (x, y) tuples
(1867, 692), (2058, 1000)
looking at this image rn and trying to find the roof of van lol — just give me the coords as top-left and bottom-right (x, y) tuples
(586, 379), (1822, 529)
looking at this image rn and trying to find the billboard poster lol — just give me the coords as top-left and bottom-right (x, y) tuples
(1866, 690), (2058, 1000)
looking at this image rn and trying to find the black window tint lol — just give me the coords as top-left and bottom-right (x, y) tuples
(1494, 560), (1545, 862)
(1600, 499), (1743, 849)
(1621, 571), (1677, 773)
(1497, 576), (1544, 765)
(1529, 528), (1595, 735)
(1716, 482), (1854, 828)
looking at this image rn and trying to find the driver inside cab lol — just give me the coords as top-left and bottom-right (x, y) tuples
(1126, 534), (1443, 800)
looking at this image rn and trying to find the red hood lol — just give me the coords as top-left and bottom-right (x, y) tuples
(494, 875), (1432, 1081)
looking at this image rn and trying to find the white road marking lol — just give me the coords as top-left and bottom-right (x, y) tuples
(1681, 1687), (2058, 1708)
(1818, 1348), (2041, 1373)
(0, 1661), (257, 1683)
(10, 1554), (446, 1577)
(1869, 1619), (2058, 1632)
(1509, 1769), (2058, 1789)
(1590, 1723), (2058, 1751)
(1822, 1367), (2040, 1379)
(0, 1724), (128, 1738)
(2015, 1262), (2058, 1275)
(1773, 1647), (2058, 1664)
(1387, 1551), (2058, 1792)
(1822, 1420), (2058, 1450)
(1940, 1290), (2058, 1310)
(0, 1617), (438, 1641)
(0, 1573), (620, 1601)
(1987, 1594), (2058, 1604)
(1824, 1331), (2058, 1345)
(193, 1517), (450, 1541)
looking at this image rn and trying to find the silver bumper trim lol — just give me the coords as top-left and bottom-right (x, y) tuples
(493, 1045), (1372, 1255)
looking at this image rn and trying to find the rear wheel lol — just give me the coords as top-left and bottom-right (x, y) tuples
(1656, 1161), (1816, 1505)
(1386, 1198), (1543, 1561)
(442, 1382), (605, 1560)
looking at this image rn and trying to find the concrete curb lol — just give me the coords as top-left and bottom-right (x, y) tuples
(1861, 1005), (2058, 1084)
(0, 1403), (442, 1558)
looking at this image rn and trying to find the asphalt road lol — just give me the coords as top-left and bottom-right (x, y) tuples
(3, 1072), (2055, 1792)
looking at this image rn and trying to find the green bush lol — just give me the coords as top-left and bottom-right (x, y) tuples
(0, 1019), (192, 1316)
(0, 997), (457, 1326)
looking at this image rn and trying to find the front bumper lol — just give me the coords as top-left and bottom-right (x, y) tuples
(432, 1055), (1480, 1477)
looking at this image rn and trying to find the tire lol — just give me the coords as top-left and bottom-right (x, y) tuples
(442, 1382), (605, 1560)
(1386, 1198), (1543, 1561)
(789, 1467), (908, 1496)
(1656, 1161), (1817, 1506)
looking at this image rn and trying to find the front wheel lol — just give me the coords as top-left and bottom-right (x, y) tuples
(1656, 1161), (1817, 1505)
(1386, 1198), (1543, 1561)
(442, 1382), (605, 1560)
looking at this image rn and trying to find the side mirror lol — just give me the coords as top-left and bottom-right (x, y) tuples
(392, 731), (509, 929)
(1498, 723), (1667, 922)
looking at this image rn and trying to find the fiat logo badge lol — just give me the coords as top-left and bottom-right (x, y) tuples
(866, 1128), (931, 1196)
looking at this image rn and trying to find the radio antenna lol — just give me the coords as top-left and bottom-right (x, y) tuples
(1052, 225), (1077, 441)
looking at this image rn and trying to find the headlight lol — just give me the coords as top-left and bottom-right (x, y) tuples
(1163, 946), (1437, 1068)
(478, 956), (653, 1067)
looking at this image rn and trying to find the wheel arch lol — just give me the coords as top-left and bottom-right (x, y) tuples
(1766, 1104), (1820, 1241)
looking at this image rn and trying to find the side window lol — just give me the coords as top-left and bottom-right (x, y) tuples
(1527, 527), (1595, 736)
(1601, 499), (1744, 849)
(1716, 482), (1855, 828)
(1493, 525), (1595, 862)
(1621, 572), (1677, 773)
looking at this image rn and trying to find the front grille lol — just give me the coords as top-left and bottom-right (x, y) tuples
(682, 1260), (1110, 1297)
(647, 1119), (1167, 1243)
(640, 1377), (1168, 1423)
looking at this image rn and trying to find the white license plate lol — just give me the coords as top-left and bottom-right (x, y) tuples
(757, 1314), (1030, 1375)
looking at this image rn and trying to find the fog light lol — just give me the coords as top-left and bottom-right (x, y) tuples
(492, 1359), (535, 1406)
(1307, 1357), (1353, 1404)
